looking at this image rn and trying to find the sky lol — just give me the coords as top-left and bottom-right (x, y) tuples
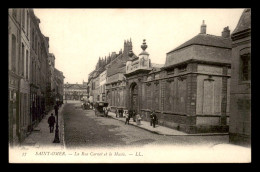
(33, 8), (244, 84)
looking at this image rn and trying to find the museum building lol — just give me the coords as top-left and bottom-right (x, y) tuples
(124, 21), (232, 133)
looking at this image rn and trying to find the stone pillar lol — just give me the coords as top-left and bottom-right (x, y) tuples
(160, 80), (166, 112)
(221, 66), (228, 125)
(138, 80), (142, 113)
(125, 80), (130, 110)
(186, 63), (197, 129)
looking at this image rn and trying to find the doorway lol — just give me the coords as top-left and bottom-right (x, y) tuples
(130, 82), (138, 111)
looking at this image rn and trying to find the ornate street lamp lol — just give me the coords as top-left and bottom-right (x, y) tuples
(53, 101), (60, 143)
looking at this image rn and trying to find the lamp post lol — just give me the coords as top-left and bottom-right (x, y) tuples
(53, 100), (60, 143)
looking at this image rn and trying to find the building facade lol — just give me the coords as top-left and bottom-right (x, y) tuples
(8, 8), (24, 146)
(105, 40), (136, 111)
(99, 69), (107, 101)
(8, 8), (63, 146)
(64, 82), (88, 101)
(229, 9), (251, 145)
(54, 68), (65, 102)
(124, 22), (232, 134)
(46, 53), (56, 110)
(29, 9), (45, 129)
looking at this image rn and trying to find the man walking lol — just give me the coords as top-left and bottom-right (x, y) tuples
(125, 111), (130, 125)
(132, 110), (136, 122)
(48, 113), (56, 133)
(152, 111), (157, 128)
(150, 110), (154, 126)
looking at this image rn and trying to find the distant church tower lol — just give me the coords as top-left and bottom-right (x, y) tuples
(123, 39), (133, 60)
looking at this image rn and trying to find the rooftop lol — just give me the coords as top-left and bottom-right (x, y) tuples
(167, 33), (232, 54)
(232, 8), (251, 35)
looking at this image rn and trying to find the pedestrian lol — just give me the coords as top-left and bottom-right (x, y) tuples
(54, 103), (59, 116)
(103, 107), (108, 117)
(150, 110), (154, 126)
(115, 108), (119, 118)
(125, 111), (130, 125)
(132, 110), (136, 122)
(123, 110), (128, 118)
(48, 113), (56, 133)
(136, 114), (141, 125)
(119, 108), (123, 117)
(128, 109), (133, 120)
(152, 110), (157, 128)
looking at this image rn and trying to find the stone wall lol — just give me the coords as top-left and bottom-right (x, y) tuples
(230, 30), (251, 144)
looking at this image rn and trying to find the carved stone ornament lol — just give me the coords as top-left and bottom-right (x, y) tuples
(154, 80), (159, 85)
(146, 82), (151, 86)
(177, 76), (187, 81)
(204, 75), (214, 82)
(166, 78), (174, 82)
(138, 78), (142, 82)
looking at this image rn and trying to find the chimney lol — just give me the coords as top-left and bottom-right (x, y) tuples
(112, 52), (116, 56)
(200, 20), (206, 34)
(222, 26), (230, 38)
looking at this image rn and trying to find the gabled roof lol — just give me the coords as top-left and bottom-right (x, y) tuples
(232, 8), (251, 35)
(148, 63), (164, 74)
(151, 63), (164, 68)
(167, 34), (232, 54)
(107, 57), (126, 77)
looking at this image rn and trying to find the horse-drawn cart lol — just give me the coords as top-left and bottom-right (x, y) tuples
(94, 101), (109, 117)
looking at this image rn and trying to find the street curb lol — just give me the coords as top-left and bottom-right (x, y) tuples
(59, 104), (65, 149)
(107, 113), (229, 137)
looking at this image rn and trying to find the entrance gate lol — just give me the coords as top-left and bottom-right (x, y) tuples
(130, 83), (138, 111)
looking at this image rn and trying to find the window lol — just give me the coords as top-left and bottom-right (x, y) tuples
(22, 9), (25, 29)
(34, 63), (37, 84)
(11, 35), (16, 72)
(26, 50), (29, 79)
(26, 11), (29, 36)
(240, 53), (251, 81)
(32, 29), (35, 49)
(21, 43), (24, 76)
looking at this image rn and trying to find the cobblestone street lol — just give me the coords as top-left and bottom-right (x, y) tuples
(64, 101), (229, 149)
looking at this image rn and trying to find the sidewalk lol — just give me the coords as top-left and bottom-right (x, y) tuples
(108, 112), (229, 136)
(20, 104), (65, 150)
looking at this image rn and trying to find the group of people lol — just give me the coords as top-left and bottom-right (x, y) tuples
(125, 109), (157, 128)
(47, 102), (60, 133)
(124, 109), (147, 126)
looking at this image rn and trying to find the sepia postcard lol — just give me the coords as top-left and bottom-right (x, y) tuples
(8, 8), (251, 163)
